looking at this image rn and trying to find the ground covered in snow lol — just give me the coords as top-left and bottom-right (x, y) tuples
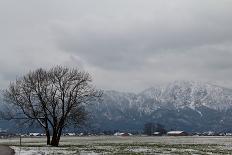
(1, 136), (232, 154)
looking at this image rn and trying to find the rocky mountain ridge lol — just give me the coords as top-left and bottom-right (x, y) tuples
(89, 81), (232, 132)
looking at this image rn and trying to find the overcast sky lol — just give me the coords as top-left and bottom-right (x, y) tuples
(0, 0), (232, 92)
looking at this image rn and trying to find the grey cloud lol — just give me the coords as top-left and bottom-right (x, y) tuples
(0, 0), (232, 92)
(53, 2), (232, 71)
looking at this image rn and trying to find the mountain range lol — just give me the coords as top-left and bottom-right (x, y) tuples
(88, 81), (232, 132)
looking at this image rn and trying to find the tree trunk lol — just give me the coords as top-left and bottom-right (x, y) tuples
(45, 129), (50, 145)
(51, 130), (59, 146)
(51, 127), (63, 147)
(51, 137), (59, 146)
(57, 127), (63, 145)
(51, 132), (58, 146)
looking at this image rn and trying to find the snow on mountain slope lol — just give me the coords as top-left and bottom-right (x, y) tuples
(158, 81), (232, 110)
(89, 81), (232, 132)
(100, 81), (232, 113)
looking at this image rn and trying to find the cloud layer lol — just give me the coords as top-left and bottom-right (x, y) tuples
(1, 0), (232, 92)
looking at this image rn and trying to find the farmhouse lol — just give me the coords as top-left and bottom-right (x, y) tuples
(167, 131), (188, 136)
(29, 133), (41, 136)
(63, 133), (76, 136)
(152, 132), (162, 136)
(114, 132), (132, 136)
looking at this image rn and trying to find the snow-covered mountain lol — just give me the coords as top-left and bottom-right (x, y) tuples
(142, 81), (232, 110)
(89, 81), (232, 132)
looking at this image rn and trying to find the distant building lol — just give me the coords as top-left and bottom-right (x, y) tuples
(29, 133), (41, 136)
(114, 132), (132, 136)
(202, 131), (216, 136)
(64, 133), (75, 136)
(121, 133), (132, 136)
(167, 131), (188, 136)
(114, 132), (122, 136)
(226, 133), (232, 136)
(152, 132), (162, 136)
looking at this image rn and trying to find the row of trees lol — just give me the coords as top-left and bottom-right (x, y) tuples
(0, 66), (102, 146)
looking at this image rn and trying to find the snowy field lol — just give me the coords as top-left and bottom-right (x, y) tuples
(1, 136), (232, 154)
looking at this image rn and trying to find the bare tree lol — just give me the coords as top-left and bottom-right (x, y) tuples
(0, 66), (102, 146)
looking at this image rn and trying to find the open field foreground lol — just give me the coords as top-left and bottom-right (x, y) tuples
(1, 136), (232, 154)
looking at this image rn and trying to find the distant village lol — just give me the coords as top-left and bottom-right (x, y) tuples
(1, 125), (232, 139)
(1, 131), (232, 138)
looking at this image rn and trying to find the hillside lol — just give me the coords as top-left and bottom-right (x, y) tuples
(88, 81), (232, 132)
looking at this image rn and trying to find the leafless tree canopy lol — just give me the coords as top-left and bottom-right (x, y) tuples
(1, 66), (102, 146)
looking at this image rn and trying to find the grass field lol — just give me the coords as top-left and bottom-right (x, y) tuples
(1, 136), (232, 154)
